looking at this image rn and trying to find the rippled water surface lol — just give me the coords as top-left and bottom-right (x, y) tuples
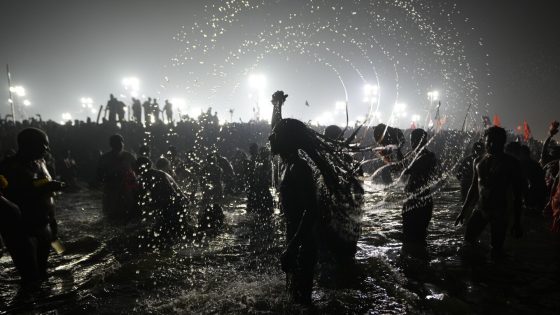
(1, 180), (559, 314)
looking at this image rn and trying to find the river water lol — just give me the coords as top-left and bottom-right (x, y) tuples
(1, 179), (559, 314)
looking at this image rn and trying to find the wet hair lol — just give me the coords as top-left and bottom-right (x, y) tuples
(272, 118), (361, 204)
(484, 126), (507, 146)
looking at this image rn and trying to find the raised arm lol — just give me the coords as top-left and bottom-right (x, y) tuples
(271, 91), (288, 131)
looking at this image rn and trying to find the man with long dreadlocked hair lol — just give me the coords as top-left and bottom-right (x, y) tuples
(269, 90), (363, 305)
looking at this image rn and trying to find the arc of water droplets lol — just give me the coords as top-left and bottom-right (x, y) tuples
(166, 0), (482, 134)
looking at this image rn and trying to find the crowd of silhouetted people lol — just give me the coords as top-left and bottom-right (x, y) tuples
(1, 91), (560, 307)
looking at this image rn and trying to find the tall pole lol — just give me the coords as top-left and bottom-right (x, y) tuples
(6, 64), (15, 122)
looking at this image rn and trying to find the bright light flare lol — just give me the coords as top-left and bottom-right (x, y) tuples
(411, 114), (421, 122)
(427, 90), (439, 101)
(80, 97), (94, 108)
(122, 77), (140, 92)
(363, 84), (378, 102)
(61, 113), (72, 121)
(394, 102), (407, 113)
(335, 101), (346, 110)
(170, 98), (186, 109)
(248, 74), (267, 90)
(22, 99), (31, 106)
(9, 86), (26, 97)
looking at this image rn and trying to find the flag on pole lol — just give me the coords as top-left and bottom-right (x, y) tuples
(493, 115), (501, 127)
(523, 120), (532, 142)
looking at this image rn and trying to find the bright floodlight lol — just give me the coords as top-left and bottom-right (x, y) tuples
(335, 101), (346, 110)
(170, 97), (186, 110)
(411, 114), (421, 122)
(394, 102), (407, 113)
(427, 90), (439, 101)
(22, 99), (31, 106)
(248, 74), (266, 90)
(9, 86), (26, 97)
(122, 77), (140, 92)
(61, 113), (72, 121)
(363, 84), (378, 102)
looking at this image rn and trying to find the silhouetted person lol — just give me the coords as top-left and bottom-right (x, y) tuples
(116, 98), (126, 122)
(456, 141), (484, 202)
(519, 145), (546, 213)
(547, 161), (560, 232)
(97, 134), (137, 223)
(106, 94), (119, 123)
(270, 119), (318, 305)
(132, 98), (142, 124)
(60, 149), (79, 191)
(198, 154), (225, 230)
(0, 128), (65, 286)
(163, 99), (173, 124)
(136, 157), (190, 243)
(540, 121), (560, 198)
(247, 147), (273, 214)
(142, 97), (153, 125)
(401, 128), (438, 244)
(152, 99), (161, 123)
(155, 157), (175, 178)
(270, 90), (362, 305)
(455, 126), (524, 258)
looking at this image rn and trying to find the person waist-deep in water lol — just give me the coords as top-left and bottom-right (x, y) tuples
(401, 128), (438, 244)
(270, 90), (362, 305)
(97, 134), (138, 223)
(135, 156), (191, 244)
(455, 126), (524, 257)
(0, 128), (65, 286)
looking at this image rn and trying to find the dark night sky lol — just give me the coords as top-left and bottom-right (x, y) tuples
(1, 0), (559, 138)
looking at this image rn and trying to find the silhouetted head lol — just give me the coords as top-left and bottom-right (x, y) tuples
(472, 141), (484, 156)
(484, 126), (507, 154)
(324, 125), (342, 140)
(155, 157), (171, 171)
(135, 156), (152, 174)
(17, 128), (50, 160)
(110, 94), (115, 100)
(109, 134), (124, 152)
(410, 128), (428, 151)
